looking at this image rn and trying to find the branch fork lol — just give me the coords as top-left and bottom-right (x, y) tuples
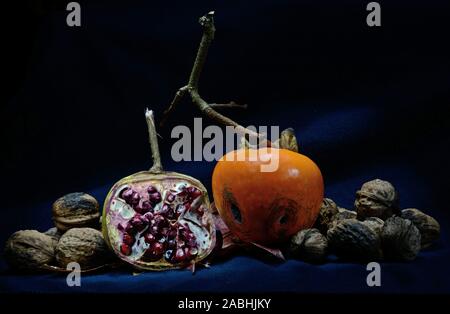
(160, 11), (266, 142)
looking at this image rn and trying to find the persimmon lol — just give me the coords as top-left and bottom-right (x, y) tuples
(160, 13), (324, 246)
(212, 148), (324, 245)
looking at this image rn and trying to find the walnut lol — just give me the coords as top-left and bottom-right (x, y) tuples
(381, 217), (421, 261)
(4, 230), (56, 271)
(55, 228), (111, 269)
(313, 198), (339, 234)
(401, 208), (440, 249)
(327, 219), (382, 261)
(336, 208), (357, 220)
(328, 208), (357, 230)
(52, 192), (100, 232)
(355, 179), (399, 220)
(289, 228), (328, 263)
(362, 217), (384, 235)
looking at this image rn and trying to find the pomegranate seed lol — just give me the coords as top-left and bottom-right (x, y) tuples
(121, 188), (133, 201)
(166, 193), (175, 203)
(140, 200), (152, 212)
(160, 204), (169, 214)
(166, 208), (176, 220)
(149, 192), (162, 204)
(144, 233), (156, 243)
(125, 223), (136, 235)
(122, 233), (135, 246)
(154, 214), (165, 224)
(174, 248), (186, 262)
(183, 232), (195, 241)
(143, 212), (154, 221)
(187, 238), (197, 247)
(130, 192), (141, 205)
(167, 239), (176, 248)
(187, 187), (202, 198)
(160, 228), (170, 237)
(130, 215), (145, 231)
(153, 242), (165, 255)
(168, 229), (177, 239)
(120, 244), (132, 256)
(147, 186), (158, 194)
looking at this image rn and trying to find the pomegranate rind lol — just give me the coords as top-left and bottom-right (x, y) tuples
(102, 171), (216, 271)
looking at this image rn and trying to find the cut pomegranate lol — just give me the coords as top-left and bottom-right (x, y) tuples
(102, 110), (215, 271)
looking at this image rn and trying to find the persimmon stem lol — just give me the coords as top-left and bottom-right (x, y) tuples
(160, 11), (267, 142)
(145, 109), (163, 172)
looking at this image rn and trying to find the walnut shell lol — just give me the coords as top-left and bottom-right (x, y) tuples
(313, 198), (339, 234)
(327, 219), (382, 261)
(55, 228), (111, 269)
(52, 192), (100, 232)
(289, 228), (328, 263)
(362, 217), (384, 235)
(328, 208), (357, 230)
(336, 208), (357, 220)
(355, 179), (399, 220)
(4, 230), (56, 271)
(381, 217), (421, 261)
(401, 208), (440, 249)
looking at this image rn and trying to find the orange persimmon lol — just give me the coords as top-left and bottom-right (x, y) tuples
(212, 148), (324, 246)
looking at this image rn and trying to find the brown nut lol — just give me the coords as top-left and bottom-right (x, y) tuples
(381, 217), (421, 261)
(4, 230), (57, 271)
(355, 179), (400, 220)
(52, 192), (100, 232)
(362, 217), (384, 235)
(313, 198), (339, 234)
(327, 219), (382, 261)
(328, 208), (357, 230)
(289, 228), (328, 263)
(401, 208), (440, 249)
(55, 228), (111, 269)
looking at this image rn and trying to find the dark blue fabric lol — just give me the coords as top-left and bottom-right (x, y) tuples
(1, 0), (450, 294)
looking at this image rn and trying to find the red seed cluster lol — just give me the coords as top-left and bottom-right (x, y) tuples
(118, 185), (202, 264)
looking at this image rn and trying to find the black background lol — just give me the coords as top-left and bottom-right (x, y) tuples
(1, 0), (450, 270)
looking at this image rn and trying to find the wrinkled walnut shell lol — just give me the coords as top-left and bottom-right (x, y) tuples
(328, 208), (357, 230)
(401, 208), (440, 249)
(4, 230), (56, 271)
(355, 179), (399, 220)
(362, 217), (384, 235)
(289, 228), (328, 263)
(327, 219), (382, 261)
(381, 217), (421, 261)
(314, 198), (339, 234)
(52, 192), (100, 232)
(56, 228), (111, 269)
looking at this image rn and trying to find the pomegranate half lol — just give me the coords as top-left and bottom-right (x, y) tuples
(102, 110), (215, 270)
